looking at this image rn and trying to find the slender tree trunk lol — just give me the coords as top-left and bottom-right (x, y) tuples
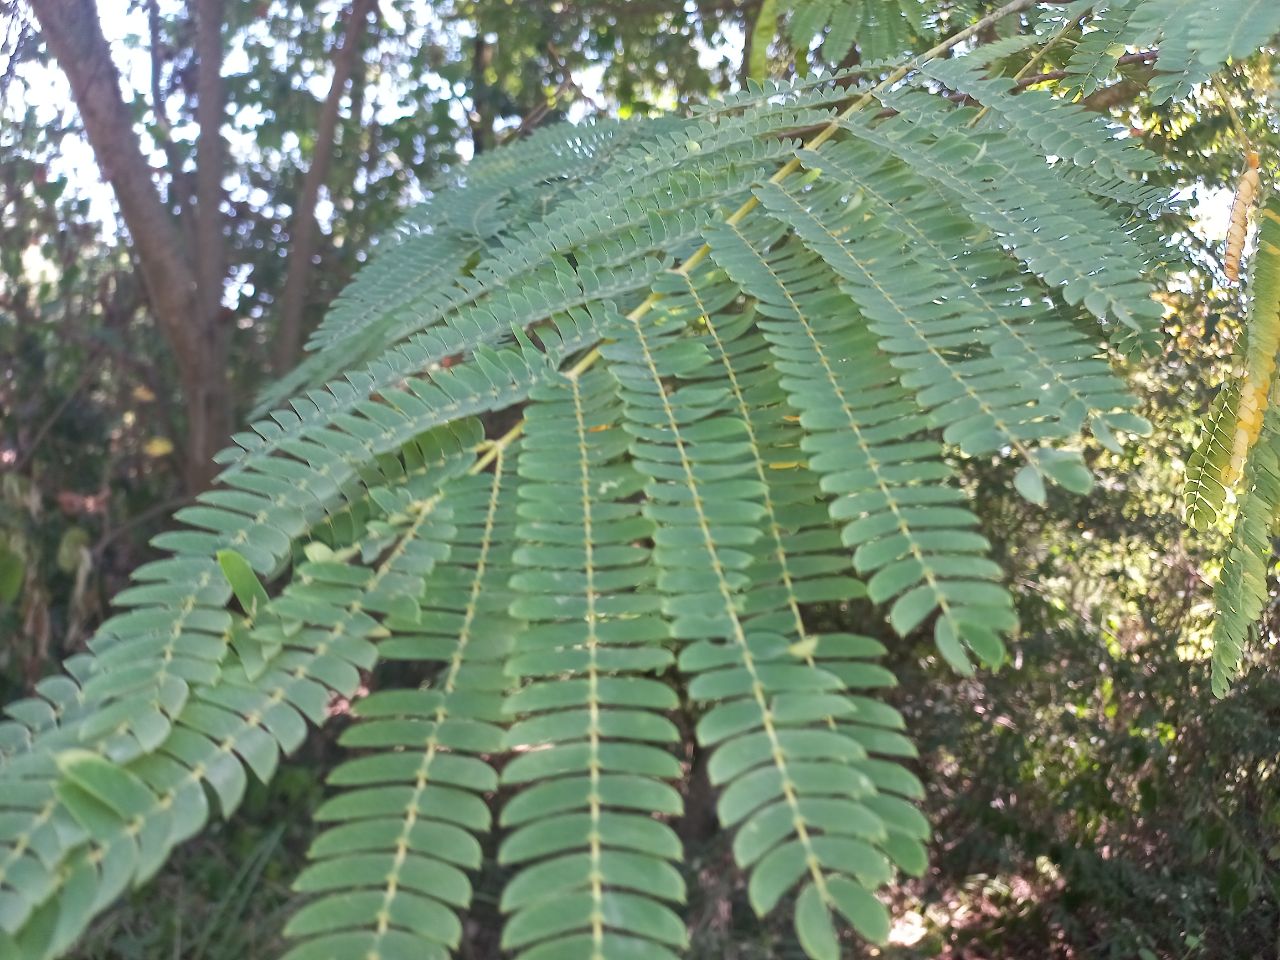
(33, 0), (230, 491)
(273, 0), (377, 374)
(188, 0), (231, 489)
(469, 35), (497, 155)
(741, 0), (779, 84)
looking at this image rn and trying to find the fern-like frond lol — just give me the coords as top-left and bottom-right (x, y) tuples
(264, 233), (482, 414)
(1127, 0), (1210, 103)
(0, 657), (94, 761)
(1060, 0), (1139, 98)
(261, 120), (666, 412)
(0, 424), (477, 957)
(680, 261), (933, 899)
(920, 56), (1156, 182)
(602, 281), (919, 953)
(10, 349), (544, 768)
(783, 136), (1143, 454)
(1187, 0), (1280, 73)
(0, 12), (1195, 950)
(1226, 205), (1280, 481)
(1123, 0), (1279, 104)
(0, 563), (234, 770)
(785, 0), (923, 63)
(498, 369), (686, 959)
(755, 177), (1096, 496)
(239, 126), (812, 472)
(1185, 379), (1243, 530)
(281, 460), (517, 959)
(966, 31), (1047, 69)
(1211, 399), (1280, 696)
(692, 68), (865, 119)
(1186, 202), (1280, 535)
(1208, 203), (1280, 694)
(705, 216), (1012, 672)
(846, 89), (1162, 332)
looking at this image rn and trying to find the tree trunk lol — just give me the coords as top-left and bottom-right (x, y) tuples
(34, 0), (232, 491)
(273, 0), (377, 374)
(469, 35), (497, 155)
(187, 0), (232, 490)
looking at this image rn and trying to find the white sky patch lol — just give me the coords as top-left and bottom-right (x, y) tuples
(5, 0), (175, 229)
(1182, 183), (1236, 244)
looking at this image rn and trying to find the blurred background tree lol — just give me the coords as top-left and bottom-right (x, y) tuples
(2, 1), (1279, 957)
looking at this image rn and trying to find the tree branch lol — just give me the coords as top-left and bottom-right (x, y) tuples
(34, 0), (232, 490)
(31, 0), (200, 368)
(193, 0), (224, 321)
(146, 0), (173, 143)
(14, 357), (101, 473)
(146, 0), (188, 202)
(184, 0), (232, 484)
(1012, 49), (1160, 89)
(468, 33), (497, 156)
(273, 0), (377, 373)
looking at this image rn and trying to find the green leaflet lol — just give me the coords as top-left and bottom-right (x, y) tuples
(1211, 395), (1280, 696)
(217, 550), (269, 618)
(0, 425), (474, 955)
(747, 0), (779, 80)
(1060, 0), (1140, 99)
(705, 217), (1013, 672)
(282, 458), (518, 959)
(499, 369), (685, 958)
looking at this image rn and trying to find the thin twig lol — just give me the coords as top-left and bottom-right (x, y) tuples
(1212, 74), (1254, 153)
(146, 0), (173, 141)
(968, 7), (1085, 126)
(1017, 48), (1159, 87)
(510, 43), (603, 141)
(93, 495), (193, 558)
(14, 358), (101, 472)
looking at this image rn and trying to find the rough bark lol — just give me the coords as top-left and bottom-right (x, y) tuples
(273, 0), (377, 374)
(33, 0), (231, 491)
(1082, 76), (1150, 112)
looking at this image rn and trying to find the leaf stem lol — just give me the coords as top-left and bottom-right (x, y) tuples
(969, 3), (1085, 126)
(1212, 74), (1254, 153)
